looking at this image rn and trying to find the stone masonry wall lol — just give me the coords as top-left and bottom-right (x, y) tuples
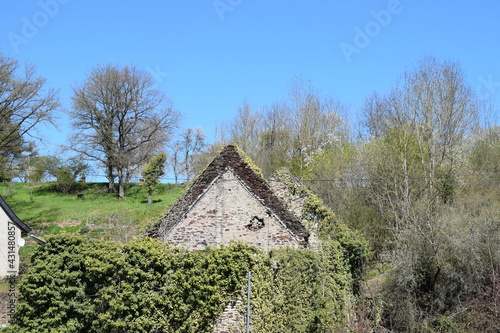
(268, 178), (320, 251)
(213, 299), (245, 333)
(165, 170), (300, 250)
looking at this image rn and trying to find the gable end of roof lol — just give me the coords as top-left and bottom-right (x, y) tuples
(149, 145), (309, 244)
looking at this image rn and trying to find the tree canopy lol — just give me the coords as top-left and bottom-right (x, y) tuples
(142, 152), (167, 204)
(0, 53), (60, 181)
(69, 64), (181, 199)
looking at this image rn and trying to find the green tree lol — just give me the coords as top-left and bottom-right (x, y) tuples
(141, 152), (167, 204)
(47, 156), (89, 194)
(14, 155), (60, 183)
(359, 57), (495, 331)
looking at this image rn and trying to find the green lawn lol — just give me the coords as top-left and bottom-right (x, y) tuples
(0, 181), (185, 236)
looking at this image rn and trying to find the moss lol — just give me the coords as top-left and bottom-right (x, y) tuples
(232, 143), (265, 178)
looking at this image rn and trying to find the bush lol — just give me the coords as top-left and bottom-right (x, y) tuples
(7, 235), (359, 333)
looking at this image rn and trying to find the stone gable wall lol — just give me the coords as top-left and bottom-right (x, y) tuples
(165, 170), (300, 250)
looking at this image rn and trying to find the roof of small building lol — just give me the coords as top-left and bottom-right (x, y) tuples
(149, 144), (310, 243)
(0, 196), (31, 233)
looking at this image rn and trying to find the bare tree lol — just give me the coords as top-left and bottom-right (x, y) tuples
(286, 78), (345, 178)
(229, 100), (261, 153)
(225, 79), (346, 178)
(168, 140), (183, 184)
(180, 127), (205, 181)
(69, 64), (181, 199)
(257, 102), (293, 176)
(361, 57), (483, 329)
(0, 53), (60, 179)
(167, 128), (206, 183)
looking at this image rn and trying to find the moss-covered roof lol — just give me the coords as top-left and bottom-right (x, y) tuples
(149, 145), (309, 244)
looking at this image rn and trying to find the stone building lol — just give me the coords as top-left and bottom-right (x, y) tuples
(150, 145), (310, 250)
(149, 145), (314, 332)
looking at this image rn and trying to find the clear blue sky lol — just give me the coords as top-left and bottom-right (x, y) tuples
(1, 0), (499, 161)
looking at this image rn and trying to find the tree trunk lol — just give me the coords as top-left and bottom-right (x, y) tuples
(107, 164), (115, 193)
(148, 193), (152, 205)
(117, 168), (125, 199)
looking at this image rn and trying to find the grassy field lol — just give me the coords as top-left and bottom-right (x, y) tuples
(0, 181), (185, 238)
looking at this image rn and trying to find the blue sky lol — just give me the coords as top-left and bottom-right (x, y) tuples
(1, 0), (499, 162)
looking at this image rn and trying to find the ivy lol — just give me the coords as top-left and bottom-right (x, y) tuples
(272, 167), (372, 294)
(5, 235), (360, 332)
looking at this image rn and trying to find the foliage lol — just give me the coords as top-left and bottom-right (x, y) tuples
(456, 270), (500, 332)
(2, 53), (497, 332)
(250, 247), (350, 332)
(4, 235), (357, 333)
(272, 168), (371, 295)
(46, 157), (90, 194)
(22, 155), (59, 183)
(204, 57), (497, 331)
(141, 152), (167, 204)
(357, 58), (498, 332)
(5, 236), (250, 332)
(302, 187), (371, 295)
(381, 193), (500, 332)
(234, 143), (265, 178)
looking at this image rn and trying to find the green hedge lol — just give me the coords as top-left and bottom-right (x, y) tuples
(5, 235), (357, 332)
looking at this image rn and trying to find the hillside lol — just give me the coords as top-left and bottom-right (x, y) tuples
(0, 181), (185, 241)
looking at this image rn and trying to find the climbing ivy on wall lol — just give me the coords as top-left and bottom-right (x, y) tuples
(4, 234), (360, 333)
(249, 246), (351, 332)
(6, 236), (258, 333)
(273, 167), (371, 294)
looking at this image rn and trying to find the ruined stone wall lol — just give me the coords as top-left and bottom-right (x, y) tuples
(165, 170), (300, 250)
(213, 300), (245, 333)
(269, 178), (320, 251)
(268, 179), (305, 220)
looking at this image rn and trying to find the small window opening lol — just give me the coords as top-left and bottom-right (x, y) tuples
(246, 216), (265, 231)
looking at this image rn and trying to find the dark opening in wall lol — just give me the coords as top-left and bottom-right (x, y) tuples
(246, 216), (265, 231)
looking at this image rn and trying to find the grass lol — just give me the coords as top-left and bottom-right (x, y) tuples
(0, 181), (185, 236)
(0, 181), (186, 281)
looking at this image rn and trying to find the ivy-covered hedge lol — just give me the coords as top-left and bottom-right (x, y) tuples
(250, 246), (351, 332)
(5, 235), (357, 333)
